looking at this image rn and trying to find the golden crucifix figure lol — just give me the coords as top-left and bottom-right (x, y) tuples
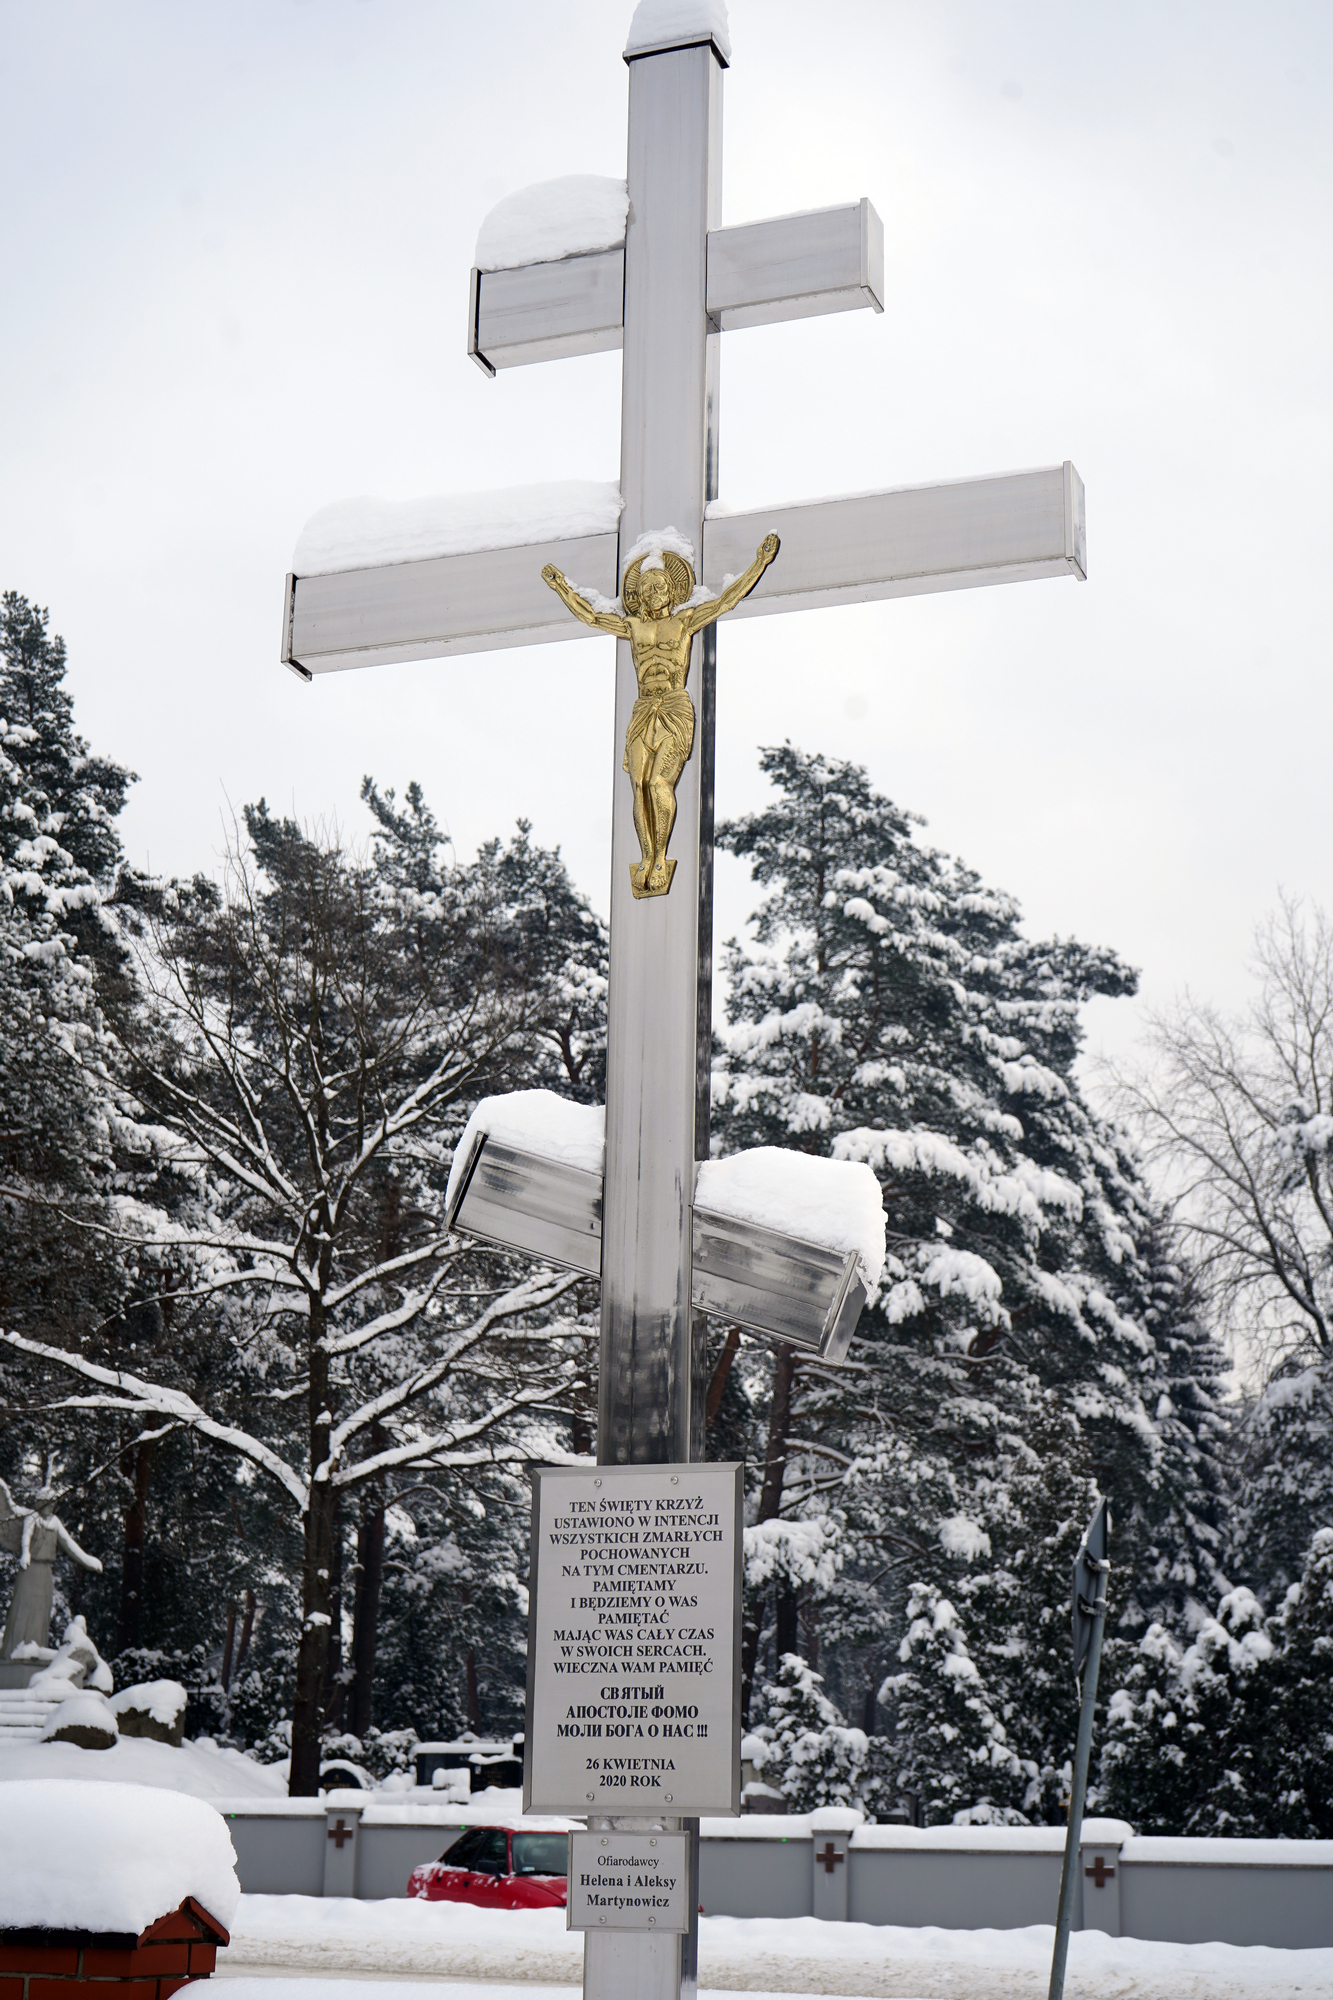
(542, 533), (779, 898)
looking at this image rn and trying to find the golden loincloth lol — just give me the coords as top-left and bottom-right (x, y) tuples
(623, 688), (695, 774)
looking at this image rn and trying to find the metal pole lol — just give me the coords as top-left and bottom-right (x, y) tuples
(597, 39), (722, 1470)
(586, 32), (723, 2000)
(1047, 1558), (1109, 2000)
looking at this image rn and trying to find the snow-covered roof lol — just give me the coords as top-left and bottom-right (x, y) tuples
(0, 1779), (239, 1933)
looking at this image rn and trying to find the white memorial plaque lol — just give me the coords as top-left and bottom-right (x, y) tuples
(566, 1831), (690, 1932)
(524, 1462), (743, 1816)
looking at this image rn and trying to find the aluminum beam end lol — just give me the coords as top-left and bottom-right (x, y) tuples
(280, 572), (312, 681)
(467, 267), (497, 378)
(1064, 460), (1087, 580)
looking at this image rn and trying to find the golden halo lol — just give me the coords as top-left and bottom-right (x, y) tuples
(621, 550), (694, 614)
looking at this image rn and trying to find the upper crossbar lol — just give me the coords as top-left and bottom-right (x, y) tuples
(468, 200), (884, 375)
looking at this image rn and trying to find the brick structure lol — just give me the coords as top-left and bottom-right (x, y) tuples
(0, 1895), (228, 2000)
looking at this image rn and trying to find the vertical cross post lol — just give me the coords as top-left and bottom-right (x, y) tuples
(588, 36), (723, 2000)
(598, 37), (722, 1467)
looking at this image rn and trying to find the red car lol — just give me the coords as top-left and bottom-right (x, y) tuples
(408, 1825), (569, 1910)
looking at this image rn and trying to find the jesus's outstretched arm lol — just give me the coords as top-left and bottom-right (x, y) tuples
(683, 533), (780, 635)
(541, 565), (631, 638)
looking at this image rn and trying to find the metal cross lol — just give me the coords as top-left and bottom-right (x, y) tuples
(817, 1841), (846, 1876)
(1084, 1855), (1115, 1889)
(281, 13), (1084, 1998)
(327, 1818), (353, 1849)
(281, 12), (1085, 1472)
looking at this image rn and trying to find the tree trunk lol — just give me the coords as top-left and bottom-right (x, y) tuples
(465, 1646), (482, 1732)
(774, 1590), (799, 1661)
(800, 1592), (819, 1672)
(322, 1500), (345, 1730)
(116, 1438), (154, 1652)
(236, 1589), (257, 1674)
(756, 1344), (797, 1522)
(349, 1485), (385, 1741)
(705, 1326), (741, 1429)
(291, 1332), (334, 1797)
(220, 1601), (238, 1691)
(741, 1342), (799, 1723)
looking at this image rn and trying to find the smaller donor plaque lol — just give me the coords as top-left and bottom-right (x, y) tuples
(567, 1831), (689, 1932)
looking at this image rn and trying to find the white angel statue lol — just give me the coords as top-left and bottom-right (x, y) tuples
(0, 1479), (103, 1658)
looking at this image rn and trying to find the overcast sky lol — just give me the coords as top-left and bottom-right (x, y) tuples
(2, 0), (1330, 1078)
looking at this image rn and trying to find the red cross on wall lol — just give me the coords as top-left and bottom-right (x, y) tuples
(817, 1842), (846, 1876)
(1084, 1855), (1115, 1889)
(328, 1819), (354, 1849)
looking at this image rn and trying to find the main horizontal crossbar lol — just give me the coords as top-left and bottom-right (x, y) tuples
(282, 463), (1084, 676)
(707, 461), (1086, 619)
(468, 201), (883, 375)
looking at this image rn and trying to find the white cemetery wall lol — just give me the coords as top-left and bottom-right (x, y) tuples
(524, 1463), (743, 1817)
(214, 1800), (1333, 1949)
(217, 1799), (328, 1896)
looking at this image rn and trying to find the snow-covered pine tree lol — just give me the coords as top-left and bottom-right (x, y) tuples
(0, 592), (137, 1391)
(0, 599), (270, 1683)
(1101, 1582), (1275, 1834)
(1103, 1522), (1333, 1839)
(750, 1651), (871, 1813)
(368, 1460), (535, 1743)
(713, 745), (1190, 1810)
(1, 592), (133, 972)
(1258, 1526), (1333, 1836)
(1232, 1360), (1333, 1606)
(361, 783), (608, 1107)
(877, 1408), (1107, 1824)
(877, 1580), (1028, 1824)
(1115, 1212), (1233, 1633)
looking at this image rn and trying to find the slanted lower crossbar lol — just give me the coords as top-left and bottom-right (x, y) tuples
(445, 1133), (865, 1361)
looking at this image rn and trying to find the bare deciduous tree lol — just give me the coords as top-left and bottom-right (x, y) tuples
(3, 804), (593, 1792)
(1116, 896), (1333, 1370)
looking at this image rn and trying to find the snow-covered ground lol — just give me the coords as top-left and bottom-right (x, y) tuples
(220, 1988), (861, 2000)
(0, 1732), (286, 1797)
(217, 1894), (1333, 1998)
(219, 1988), (941, 2000)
